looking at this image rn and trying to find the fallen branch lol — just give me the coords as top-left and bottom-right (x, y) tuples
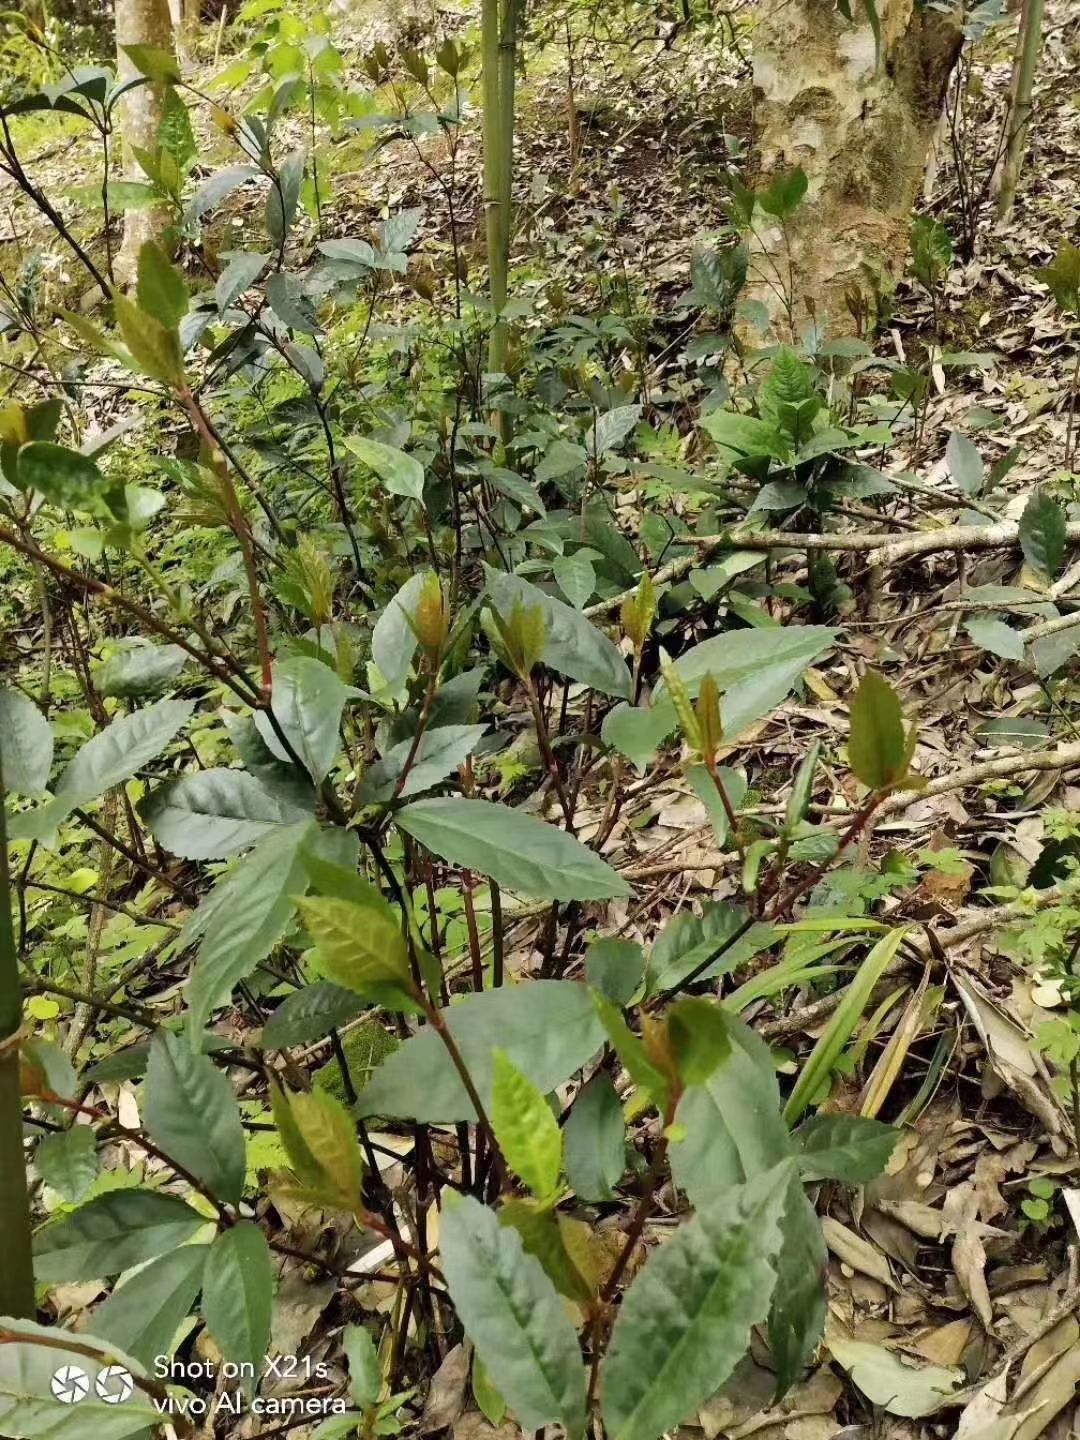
(881, 741), (1080, 816)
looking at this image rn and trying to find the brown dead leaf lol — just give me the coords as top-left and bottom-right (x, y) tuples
(421, 1343), (471, 1433)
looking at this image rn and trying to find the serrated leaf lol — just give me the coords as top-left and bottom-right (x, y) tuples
(34, 1125), (98, 1202)
(586, 936), (645, 1007)
(794, 1113), (897, 1182)
(136, 240), (187, 328)
(357, 980), (605, 1124)
(257, 657), (360, 782)
(601, 1165), (791, 1440)
(92, 640), (189, 697)
(396, 797), (631, 901)
(358, 723), (487, 804)
(0, 689), (52, 795)
(344, 1325), (381, 1409)
(440, 1193), (587, 1435)
(590, 404), (642, 459)
(288, 1088), (365, 1204)
(371, 571), (430, 691)
(114, 292), (184, 384)
(33, 1189), (207, 1282)
(484, 568), (631, 700)
(491, 1050), (563, 1201)
(93, 1244), (208, 1367)
(554, 552), (596, 609)
(16, 442), (114, 515)
(186, 820), (314, 1038)
(142, 767), (312, 859)
(297, 894), (416, 1009)
(202, 1222), (274, 1384)
(261, 981), (364, 1049)
(144, 1030), (247, 1204)
(564, 1071), (624, 1202)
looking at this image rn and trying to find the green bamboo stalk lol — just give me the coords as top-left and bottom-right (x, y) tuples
(481, 0), (507, 366)
(996, 0), (1045, 217)
(0, 747), (36, 1318)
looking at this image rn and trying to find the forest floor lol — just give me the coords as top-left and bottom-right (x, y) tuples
(4, 0), (1080, 1435)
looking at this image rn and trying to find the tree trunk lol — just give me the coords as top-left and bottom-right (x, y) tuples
(995, 0), (1045, 217)
(748, 0), (963, 338)
(114, 0), (176, 286)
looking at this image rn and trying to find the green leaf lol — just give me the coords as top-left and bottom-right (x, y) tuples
(142, 767), (312, 859)
(667, 997), (731, 1086)
(358, 723), (487, 804)
(371, 571), (430, 691)
(847, 670), (907, 790)
(284, 1088), (365, 1204)
(601, 1165), (791, 1440)
(202, 1222), (274, 1384)
(783, 926), (910, 1125)
(0, 689), (52, 795)
(499, 1199), (591, 1303)
(945, 431), (984, 495)
(185, 163), (261, 223)
(685, 764), (747, 847)
(0, 1320), (162, 1439)
(585, 936), (645, 1007)
(794, 1113), (897, 1182)
(33, 1189), (207, 1282)
(590, 404), (642, 459)
(758, 166), (807, 218)
(645, 902), (773, 996)
(698, 409), (790, 461)
(34, 1125), (98, 1202)
(113, 291), (184, 384)
(964, 615), (1024, 661)
(258, 657), (360, 782)
(593, 993), (670, 1110)
(554, 552), (596, 609)
(136, 240), (187, 328)
(121, 42), (181, 81)
(93, 639), (189, 696)
(297, 893), (417, 1009)
(1041, 241), (1080, 314)
(144, 1030), (247, 1204)
(769, 1174), (827, 1395)
(262, 981), (365, 1049)
(357, 980), (605, 1124)
(346, 435), (425, 502)
(93, 1244), (208, 1367)
(397, 797), (631, 901)
(485, 568), (632, 700)
(564, 1071), (624, 1202)
(440, 1193), (587, 1435)
(216, 250), (270, 309)
(491, 1049), (563, 1202)
(16, 442), (114, 515)
(10, 698), (194, 841)
(186, 820), (314, 1038)
(1019, 489), (1066, 579)
(344, 1325), (381, 1409)
(910, 216), (952, 290)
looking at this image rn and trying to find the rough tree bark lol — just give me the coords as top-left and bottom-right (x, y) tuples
(748, 0), (963, 338)
(114, 0), (176, 286)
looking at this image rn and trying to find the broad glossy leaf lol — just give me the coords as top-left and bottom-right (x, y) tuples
(0, 689), (52, 795)
(346, 435), (425, 502)
(645, 903), (773, 996)
(485, 568), (631, 700)
(142, 767), (312, 858)
(601, 1165), (791, 1440)
(586, 936), (645, 1006)
(257, 658), (360, 782)
(185, 164), (261, 223)
(202, 1222), (274, 1383)
(33, 1189), (207, 1282)
(93, 1244), (208, 1366)
(491, 1050), (563, 1201)
(554, 552), (596, 609)
(564, 1071), (624, 1201)
(34, 1125), (98, 1203)
(216, 250), (269, 309)
(144, 1030), (247, 1204)
(794, 1113), (897, 1182)
(440, 1193), (587, 1435)
(357, 979), (605, 1123)
(261, 981), (364, 1049)
(398, 797), (629, 901)
(590, 404), (641, 458)
(186, 820), (315, 1038)
(136, 240), (187, 328)
(769, 1174), (827, 1394)
(0, 1319), (161, 1439)
(17, 442), (113, 515)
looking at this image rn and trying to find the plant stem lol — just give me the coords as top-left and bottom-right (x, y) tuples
(997, 0), (1045, 217)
